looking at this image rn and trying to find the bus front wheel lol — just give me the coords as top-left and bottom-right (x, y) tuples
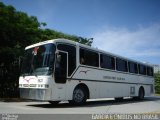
(49, 101), (59, 105)
(115, 97), (123, 101)
(70, 87), (87, 105)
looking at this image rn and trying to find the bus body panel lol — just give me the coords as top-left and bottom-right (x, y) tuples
(69, 66), (154, 99)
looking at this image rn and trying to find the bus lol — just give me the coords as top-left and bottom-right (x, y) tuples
(19, 38), (154, 105)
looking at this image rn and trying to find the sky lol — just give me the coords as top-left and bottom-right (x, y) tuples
(1, 0), (160, 64)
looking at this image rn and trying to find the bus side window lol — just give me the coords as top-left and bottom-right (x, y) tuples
(100, 54), (115, 70)
(128, 61), (138, 74)
(147, 67), (153, 76)
(80, 48), (99, 67)
(138, 64), (146, 75)
(116, 58), (128, 72)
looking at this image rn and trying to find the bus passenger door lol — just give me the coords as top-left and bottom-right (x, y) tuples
(54, 51), (68, 100)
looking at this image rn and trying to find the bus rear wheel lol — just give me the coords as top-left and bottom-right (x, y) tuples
(138, 88), (144, 100)
(70, 87), (87, 105)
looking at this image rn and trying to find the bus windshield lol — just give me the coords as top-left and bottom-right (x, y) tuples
(21, 43), (56, 76)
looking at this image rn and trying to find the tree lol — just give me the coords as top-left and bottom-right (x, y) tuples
(0, 2), (92, 98)
(154, 73), (160, 94)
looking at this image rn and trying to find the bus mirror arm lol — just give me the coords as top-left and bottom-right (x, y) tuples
(56, 53), (61, 63)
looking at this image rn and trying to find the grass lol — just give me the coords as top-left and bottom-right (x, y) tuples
(155, 94), (160, 96)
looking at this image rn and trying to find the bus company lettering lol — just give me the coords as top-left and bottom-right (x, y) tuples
(103, 76), (125, 80)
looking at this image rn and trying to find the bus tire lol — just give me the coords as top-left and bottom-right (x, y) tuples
(138, 87), (144, 100)
(49, 101), (59, 105)
(71, 87), (87, 105)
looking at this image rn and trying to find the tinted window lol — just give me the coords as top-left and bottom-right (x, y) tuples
(55, 52), (67, 83)
(80, 48), (99, 67)
(116, 58), (128, 72)
(100, 54), (115, 70)
(138, 64), (146, 75)
(128, 61), (138, 74)
(147, 67), (153, 76)
(57, 44), (76, 76)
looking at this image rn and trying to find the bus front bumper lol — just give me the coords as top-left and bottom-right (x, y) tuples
(20, 88), (51, 101)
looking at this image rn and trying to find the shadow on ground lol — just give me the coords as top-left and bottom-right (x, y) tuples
(26, 96), (160, 109)
(0, 98), (33, 102)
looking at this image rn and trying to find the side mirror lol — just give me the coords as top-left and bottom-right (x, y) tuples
(56, 51), (61, 62)
(56, 53), (61, 63)
(56, 50), (61, 62)
(55, 53), (61, 71)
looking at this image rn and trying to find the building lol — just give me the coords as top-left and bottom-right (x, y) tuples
(153, 64), (160, 73)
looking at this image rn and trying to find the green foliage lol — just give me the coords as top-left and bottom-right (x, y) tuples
(0, 2), (92, 98)
(0, 1), (90, 48)
(154, 73), (160, 94)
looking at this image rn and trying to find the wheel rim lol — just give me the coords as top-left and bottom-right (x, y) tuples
(73, 88), (84, 103)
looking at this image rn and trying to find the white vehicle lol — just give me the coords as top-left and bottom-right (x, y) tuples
(19, 38), (154, 105)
